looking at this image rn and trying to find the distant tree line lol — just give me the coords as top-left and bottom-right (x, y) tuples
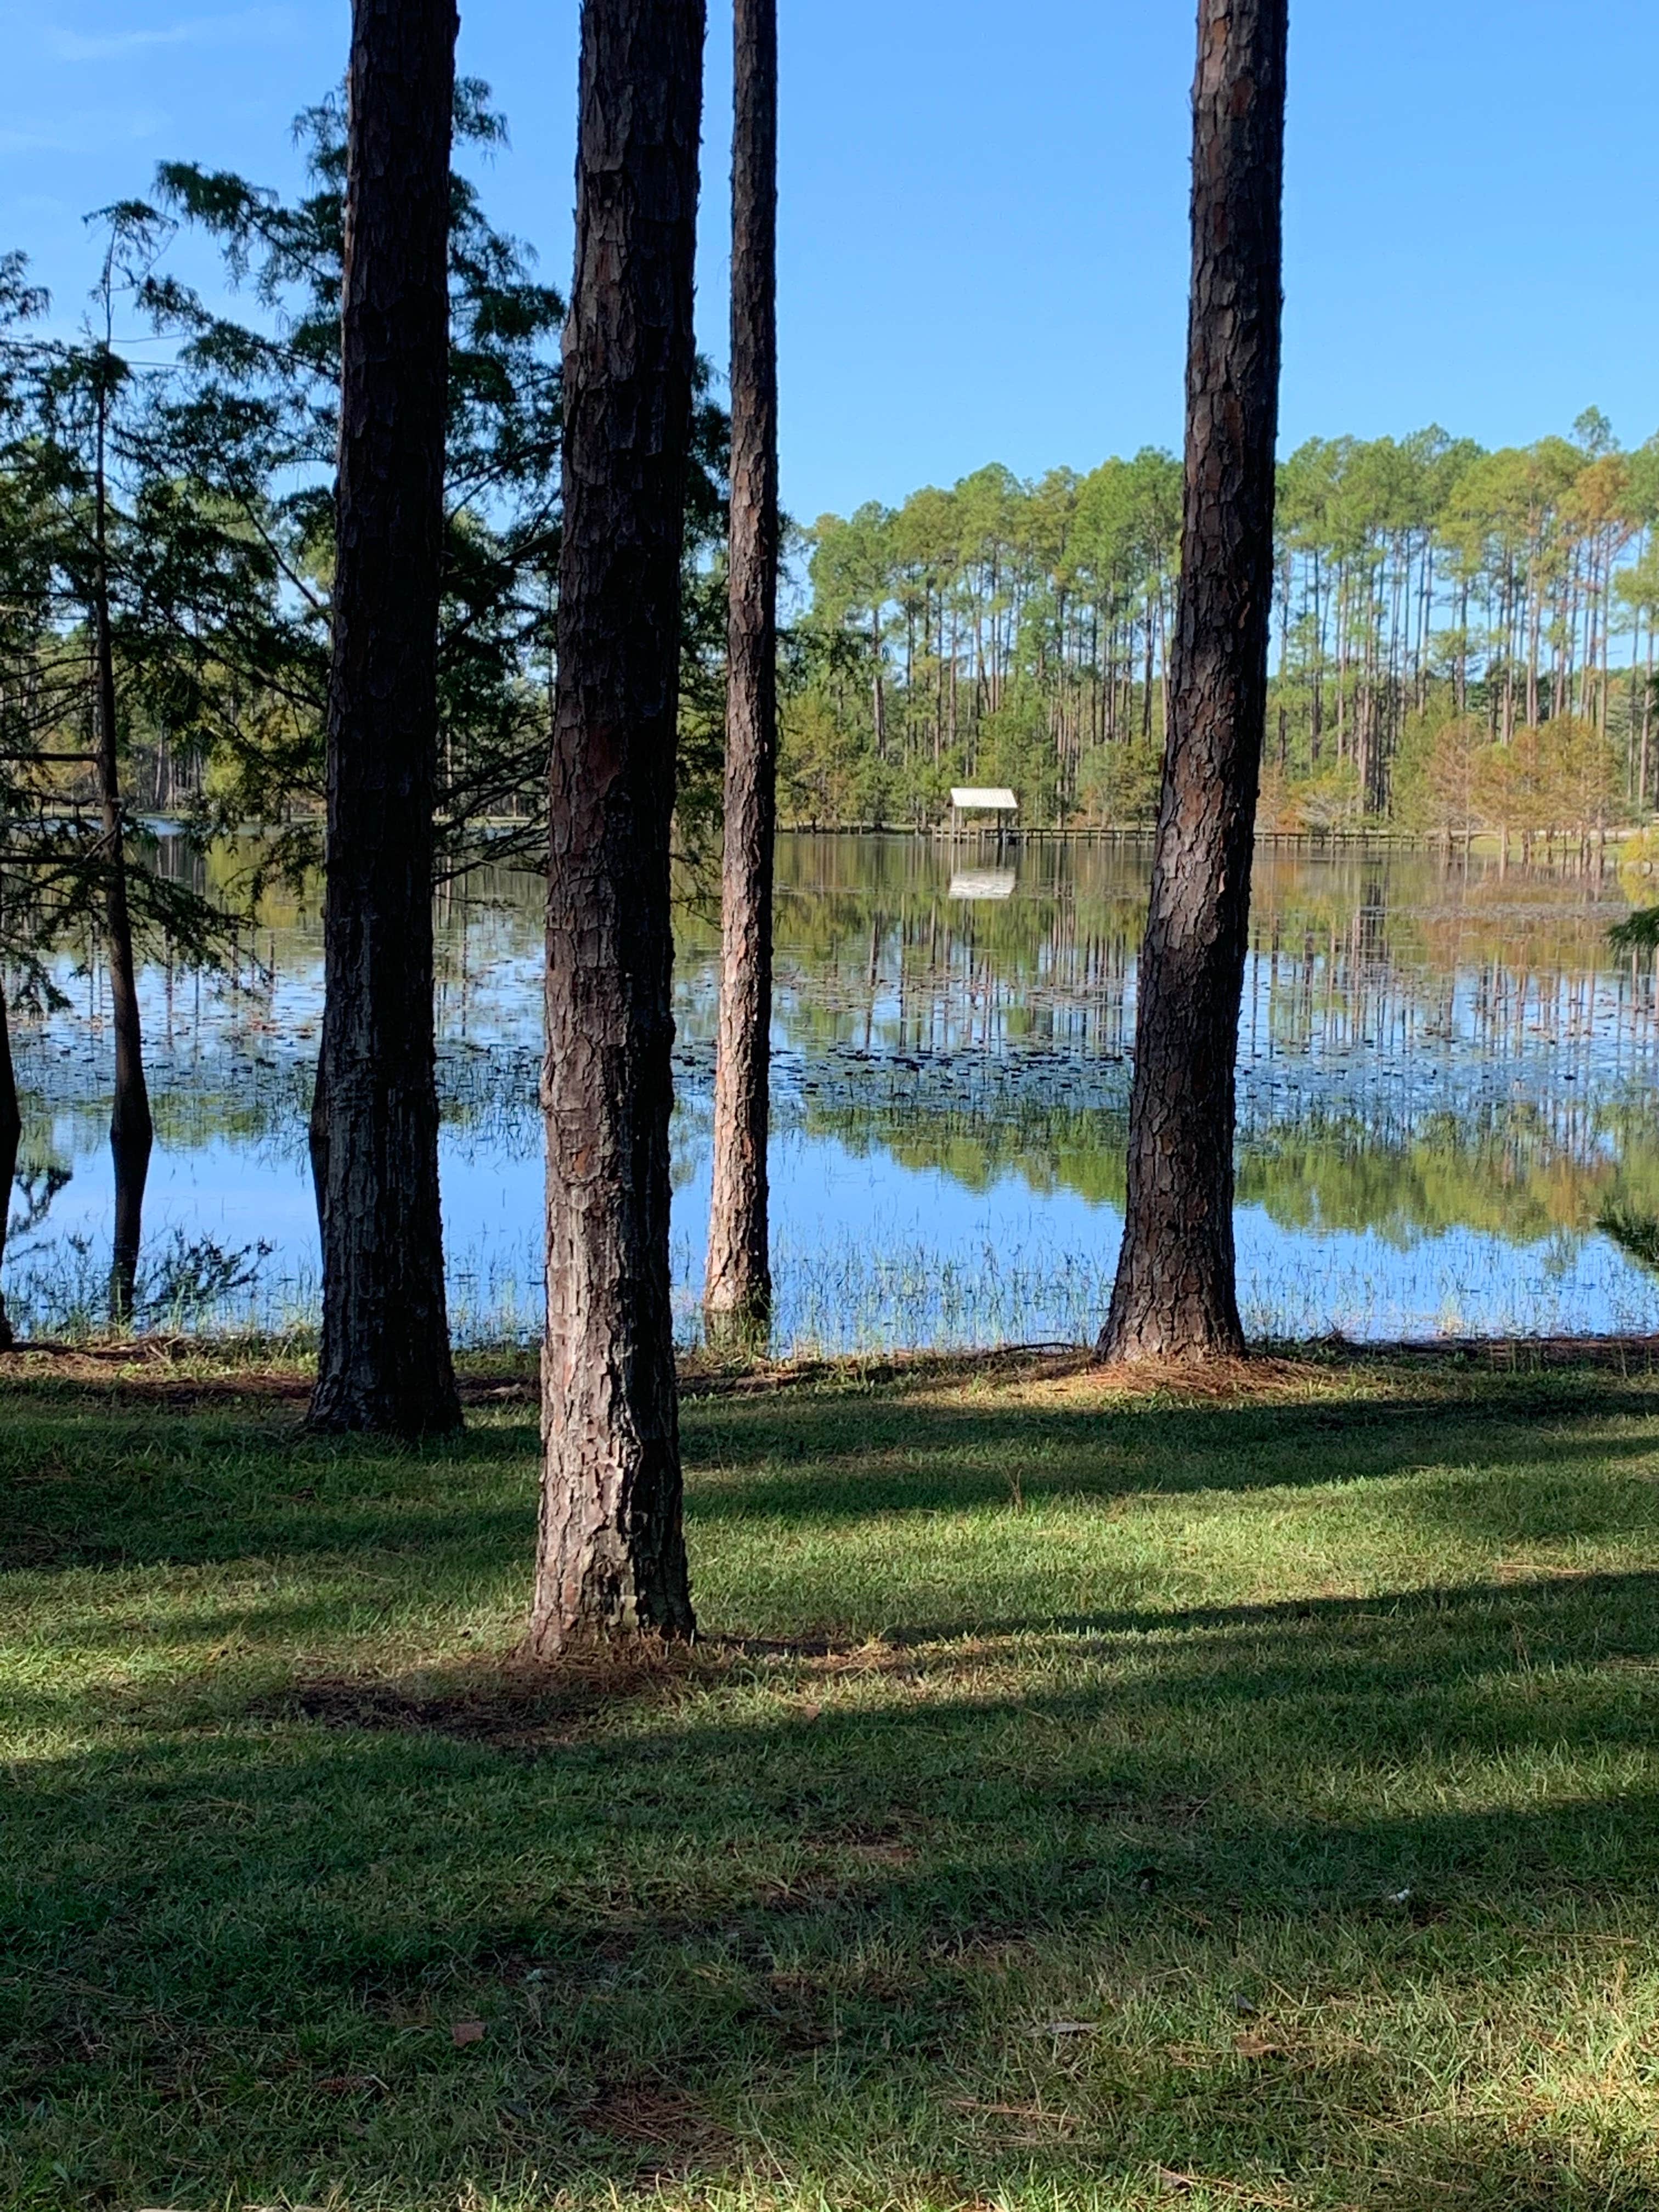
(791, 419), (1659, 843)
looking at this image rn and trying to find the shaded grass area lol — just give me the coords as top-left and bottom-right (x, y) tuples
(7, 1348), (1659, 2207)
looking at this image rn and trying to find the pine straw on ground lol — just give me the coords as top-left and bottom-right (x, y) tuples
(8, 1326), (1659, 1409)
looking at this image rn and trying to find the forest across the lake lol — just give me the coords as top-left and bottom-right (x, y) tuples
(788, 424), (1659, 839)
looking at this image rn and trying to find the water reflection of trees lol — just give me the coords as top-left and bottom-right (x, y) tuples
(15, 833), (1659, 1260)
(675, 836), (1659, 1249)
(783, 1081), (1659, 1250)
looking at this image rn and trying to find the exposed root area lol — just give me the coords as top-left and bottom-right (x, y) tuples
(273, 1647), (697, 1752)
(4, 1329), (1657, 1417)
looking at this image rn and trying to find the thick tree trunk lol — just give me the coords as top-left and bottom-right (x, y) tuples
(93, 403), (153, 1329)
(704, 0), (778, 1347)
(0, 979), (20, 1347)
(1097, 0), (1288, 1365)
(527, 0), (704, 1657)
(309, 0), (461, 1435)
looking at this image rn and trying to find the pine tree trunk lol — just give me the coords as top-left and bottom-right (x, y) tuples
(308, 0), (461, 1435)
(0, 978), (20, 1347)
(93, 399), (153, 1330)
(1097, 0), (1288, 1366)
(704, 0), (778, 1348)
(527, 0), (704, 1657)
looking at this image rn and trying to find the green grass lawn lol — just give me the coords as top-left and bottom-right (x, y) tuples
(7, 1345), (1659, 2210)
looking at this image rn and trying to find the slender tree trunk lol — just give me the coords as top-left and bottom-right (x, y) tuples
(0, 979), (20, 1347)
(1142, 611), (1155, 741)
(1599, 534), (1613, 739)
(309, 0), (461, 1434)
(1310, 548), (1323, 757)
(1158, 577), (1172, 752)
(93, 392), (153, 1328)
(1097, 0), (1288, 1365)
(704, 0), (778, 1346)
(1526, 558), (1541, 727)
(1457, 577), (1468, 715)
(528, 0), (704, 1657)
(1502, 565), (1516, 743)
(1335, 564), (1347, 763)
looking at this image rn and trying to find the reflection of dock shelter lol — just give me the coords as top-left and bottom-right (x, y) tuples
(948, 786), (1018, 847)
(949, 866), (1015, 901)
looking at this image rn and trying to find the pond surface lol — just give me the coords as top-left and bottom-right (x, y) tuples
(11, 833), (1659, 1348)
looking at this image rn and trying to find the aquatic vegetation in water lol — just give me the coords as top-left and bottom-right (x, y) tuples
(10, 835), (1659, 1348)
(1600, 1203), (1659, 1277)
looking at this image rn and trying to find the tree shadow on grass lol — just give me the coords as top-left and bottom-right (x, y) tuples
(8, 1562), (1659, 2205)
(4, 1363), (1657, 1570)
(685, 1377), (1659, 1524)
(854, 1559), (1659, 1663)
(0, 1390), (539, 1575)
(5, 1374), (1659, 1705)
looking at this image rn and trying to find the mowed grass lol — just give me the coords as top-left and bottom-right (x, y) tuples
(7, 1346), (1659, 2209)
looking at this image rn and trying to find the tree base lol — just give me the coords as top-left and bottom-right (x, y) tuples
(701, 1295), (771, 1358)
(520, 1601), (695, 1667)
(1094, 1312), (1248, 1368)
(307, 1373), (463, 1440)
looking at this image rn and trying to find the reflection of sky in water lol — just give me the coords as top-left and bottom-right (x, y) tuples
(10, 836), (1659, 1346)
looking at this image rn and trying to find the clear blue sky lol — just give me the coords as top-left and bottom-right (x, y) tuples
(3, 1), (1655, 525)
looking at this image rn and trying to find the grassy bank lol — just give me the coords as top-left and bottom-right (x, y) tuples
(5, 1345), (1659, 2209)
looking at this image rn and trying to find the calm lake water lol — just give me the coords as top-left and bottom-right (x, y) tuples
(11, 833), (1659, 1348)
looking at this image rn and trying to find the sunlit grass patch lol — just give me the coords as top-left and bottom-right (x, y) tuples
(4, 1351), (1659, 2208)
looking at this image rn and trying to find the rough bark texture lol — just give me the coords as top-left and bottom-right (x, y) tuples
(0, 980), (20, 1347)
(527, 0), (705, 1656)
(308, 0), (461, 1435)
(93, 415), (153, 1328)
(1098, 0), (1288, 1365)
(704, 0), (778, 1345)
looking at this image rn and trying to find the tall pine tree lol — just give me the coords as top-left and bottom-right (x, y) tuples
(704, 0), (780, 1345)
(309, 0), (462, 1433)
(1098, 0), (1289, 1363)
(527, 0), (707, 1653)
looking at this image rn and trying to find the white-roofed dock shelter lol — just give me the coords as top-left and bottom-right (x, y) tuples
(947, 786), (1019, 849)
